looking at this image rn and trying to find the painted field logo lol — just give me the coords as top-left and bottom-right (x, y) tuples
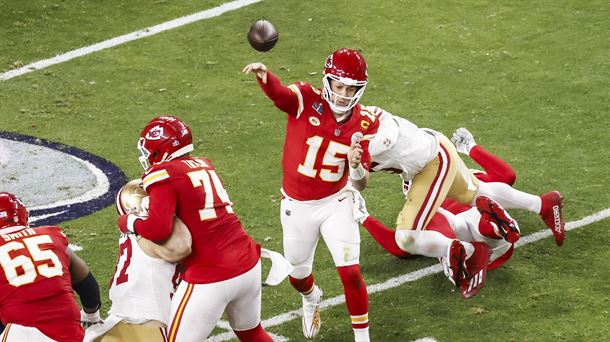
(0, 131), (126, 226)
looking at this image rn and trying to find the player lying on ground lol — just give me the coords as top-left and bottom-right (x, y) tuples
(347, 109), (565, 298)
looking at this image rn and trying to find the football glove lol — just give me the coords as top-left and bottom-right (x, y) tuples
(80, 308), (103, 328)
(451, 127), (477, 155)
(117, 214), (144, 235)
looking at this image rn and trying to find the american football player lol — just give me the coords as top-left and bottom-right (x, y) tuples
(243, 48), (380, 341)
(84, 179), (191, 342)
(0, 192), (101, 341)
(118, 116), (274, 341)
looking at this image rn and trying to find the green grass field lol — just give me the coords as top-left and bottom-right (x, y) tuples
(1, 0), (608, 341)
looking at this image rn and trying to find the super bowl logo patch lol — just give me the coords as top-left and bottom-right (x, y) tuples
(312, 102), (323, 115)
(360, 120), (370, 130)
(146, 125), (164, 140)
(309, 116), (321, 126)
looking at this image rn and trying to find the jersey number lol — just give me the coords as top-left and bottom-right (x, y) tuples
(187, 169), (234, 221)
(0, 235), (63, 287)
(114, 237), (133, 285)
(297, 135), (350, 182)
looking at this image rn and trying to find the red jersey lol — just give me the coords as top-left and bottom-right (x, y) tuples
(0, 225), (83, 341)
(258, 72), (381, 200)
(135, 156), (260, 284)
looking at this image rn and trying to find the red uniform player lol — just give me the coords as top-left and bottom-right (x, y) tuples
(0, 192), (101, 341)
(118, 116), (272, 342)
(243, 48), (381, 342)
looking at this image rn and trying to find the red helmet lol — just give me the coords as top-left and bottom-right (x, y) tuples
(0, 192), (29, 229)
(138, 115), (193, 170)
(322, 48), (368, 113)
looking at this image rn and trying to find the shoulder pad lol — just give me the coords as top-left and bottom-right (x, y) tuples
(142, 168), (170, 192)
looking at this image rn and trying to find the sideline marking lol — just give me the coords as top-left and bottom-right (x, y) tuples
(207, 209), (610, 341)
(0, 0), (262, 81)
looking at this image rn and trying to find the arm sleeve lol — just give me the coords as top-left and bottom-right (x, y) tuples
(134, 181), (175, 242)
(469, 145), (516, 185)
(257, 71), (299, 115)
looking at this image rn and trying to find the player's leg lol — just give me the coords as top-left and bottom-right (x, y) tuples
(393, 139), (472, 258)
(166, 281), (226, 342)
(361, 215), (412, 258)
(280, 197), (323, 338)
(225, 261), (273, 342)
(321, 192), (370, 342)
(456, 207), (514, 270)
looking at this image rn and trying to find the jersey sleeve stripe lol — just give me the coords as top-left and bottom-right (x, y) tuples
(288, 84), (304, 119)
(142, 170), (170, 191)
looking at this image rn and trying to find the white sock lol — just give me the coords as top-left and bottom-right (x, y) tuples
(303, 285), (319, 300)
(353, 327), (370, 342)
(395, 229), (453, 258)
(478, 181), (542, 213)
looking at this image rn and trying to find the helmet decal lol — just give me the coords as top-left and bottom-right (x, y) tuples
(145, 125), (164, 140)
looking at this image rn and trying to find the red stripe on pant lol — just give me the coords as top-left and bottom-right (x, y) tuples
(413, 144), (451, 229)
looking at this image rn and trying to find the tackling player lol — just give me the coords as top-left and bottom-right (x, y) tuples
(118, 116), (273, 341)
(243, 48), (382, 341)
(0, 192), (101, 341)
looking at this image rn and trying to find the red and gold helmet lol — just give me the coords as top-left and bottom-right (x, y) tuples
(322, 48), (368, 113)
(115, 179), (148, 215)
(137, 115), (193, 170)
(0, 192), (29, 229)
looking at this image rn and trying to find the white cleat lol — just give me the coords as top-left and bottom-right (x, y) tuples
(302, 286), (323, 338)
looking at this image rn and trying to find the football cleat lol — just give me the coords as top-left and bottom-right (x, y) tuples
(540, 191), (565, 246)
(460, 242), (492, 299)
(446, 240), (468, 288)
(476, 195), (521, 243)
(302, 285), (323, 339)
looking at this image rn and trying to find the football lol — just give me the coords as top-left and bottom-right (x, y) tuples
(247, 20), (279, 52)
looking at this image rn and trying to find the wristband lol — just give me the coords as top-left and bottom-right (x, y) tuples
(349, 164), (366, 181)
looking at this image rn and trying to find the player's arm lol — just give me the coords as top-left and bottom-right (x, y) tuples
(68, 248), (102, 326)
(119, 181), (176, 242)
(138, 216), (192, 263)
(242, 63), (299, 115)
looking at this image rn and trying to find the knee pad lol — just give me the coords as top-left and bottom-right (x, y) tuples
(394, 230), (416, 254)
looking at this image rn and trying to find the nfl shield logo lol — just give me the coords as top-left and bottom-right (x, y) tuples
(334, 128), (341, 136)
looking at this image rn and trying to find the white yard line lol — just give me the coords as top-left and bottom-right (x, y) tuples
(207, 208), (610, 341)
(0, 0), (262, 81)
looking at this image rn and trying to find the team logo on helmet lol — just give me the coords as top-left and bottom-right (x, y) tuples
(325, 54), (334, 69)
(145, 125), (164, 140)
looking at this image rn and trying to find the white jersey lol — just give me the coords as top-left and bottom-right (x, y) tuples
(109, 234), (178, 325)
(368, 111), (438, 181)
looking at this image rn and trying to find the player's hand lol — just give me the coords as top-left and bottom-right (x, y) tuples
(117, 214), (143, 235)
(242, 63), (268, 84)
(348, 132), (364, 168)
(80, 308), (103, 328)
(352, 190), (369, 224)
(451, 127), (477, 155)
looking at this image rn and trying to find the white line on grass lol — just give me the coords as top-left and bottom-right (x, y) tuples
(0, 0), (262, 81)
(207, 208), (610, 341)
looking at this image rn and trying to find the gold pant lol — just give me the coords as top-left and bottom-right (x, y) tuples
(99, 321), (167, 342)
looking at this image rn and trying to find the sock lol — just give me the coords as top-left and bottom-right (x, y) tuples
(395, 229), (456, 258)
(362, 216), (410, 258)
(477, 181), (542, 213)
(354, 326), (370, 342)
(336, 265), (369, 334)
(289, 274), (314, 294)
(234, 323), (273, 342)
(469, 145), (516, 185)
